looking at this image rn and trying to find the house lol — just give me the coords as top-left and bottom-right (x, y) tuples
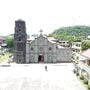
(73, 49), (90, 89)
(58, 40), (70, 47)
(71, 41), (82, 53)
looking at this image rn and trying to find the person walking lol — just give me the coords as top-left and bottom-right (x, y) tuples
(45, 65), (47, 71)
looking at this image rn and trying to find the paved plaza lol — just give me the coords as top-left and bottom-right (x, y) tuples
(0, 63), (86, 90)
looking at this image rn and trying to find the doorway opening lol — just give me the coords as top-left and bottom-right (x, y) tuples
(38, 55), (44, 63)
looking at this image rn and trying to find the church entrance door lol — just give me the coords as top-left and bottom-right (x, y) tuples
(38, 55), (44, 63)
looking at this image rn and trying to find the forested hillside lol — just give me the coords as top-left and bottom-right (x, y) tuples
(49, 26), (90, 41)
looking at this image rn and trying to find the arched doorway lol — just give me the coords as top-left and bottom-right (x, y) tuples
(38, 55), (44, 63)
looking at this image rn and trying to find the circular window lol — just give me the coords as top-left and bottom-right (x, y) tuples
(18, 23), (21, 27)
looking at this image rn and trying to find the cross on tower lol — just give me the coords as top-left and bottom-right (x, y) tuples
(40, 29), (43, 35)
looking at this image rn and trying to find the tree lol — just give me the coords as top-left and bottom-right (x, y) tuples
(5, 36), (14, 48)
(81, 40), (90, 50)
(48, 25), (90, 41)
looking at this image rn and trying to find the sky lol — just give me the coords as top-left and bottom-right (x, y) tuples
(0, 0), (90, 36)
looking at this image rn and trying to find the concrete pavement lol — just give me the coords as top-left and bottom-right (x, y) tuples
(0, 63), (86, 90)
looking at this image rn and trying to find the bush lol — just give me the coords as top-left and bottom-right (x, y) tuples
(80, 75), (84, 80)
(83, 78), (88, 84)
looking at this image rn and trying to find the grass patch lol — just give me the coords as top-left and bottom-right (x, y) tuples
(0, 52), (12, 63)
(75, 74), (88, 89)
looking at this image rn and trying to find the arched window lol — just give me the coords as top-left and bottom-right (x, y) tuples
(19, 29), (21, 32)
(18, 37), (21, 41)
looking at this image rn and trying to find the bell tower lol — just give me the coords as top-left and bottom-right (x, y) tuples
(14, 19), (27, 63)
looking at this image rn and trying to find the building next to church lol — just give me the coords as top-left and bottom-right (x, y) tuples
(13, 19), (72, 63)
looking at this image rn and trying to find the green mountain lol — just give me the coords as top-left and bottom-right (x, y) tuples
(49, 25), (90, 41)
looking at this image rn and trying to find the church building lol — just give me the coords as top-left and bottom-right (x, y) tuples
(13, 19), (72, 63)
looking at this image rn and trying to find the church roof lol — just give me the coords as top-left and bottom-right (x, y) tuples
(27, 34), (65, 48)
(48, 37), (57, 41)
(57, 45), (64, 48)
(37, 34), (56, 44)
(48, 39), (56, 44)
(27, 33), (65, 49)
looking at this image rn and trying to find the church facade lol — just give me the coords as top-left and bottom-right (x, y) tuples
(13, 20), (72, 63)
